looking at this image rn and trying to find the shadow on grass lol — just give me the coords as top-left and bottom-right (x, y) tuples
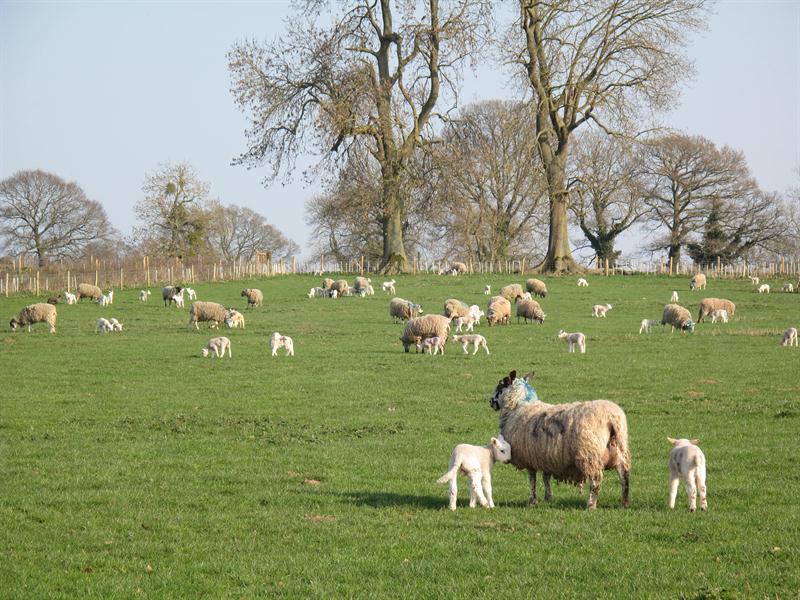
(330, 490), (444, 510)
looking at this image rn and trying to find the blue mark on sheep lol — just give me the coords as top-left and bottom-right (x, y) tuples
(521, 380), (538, 403)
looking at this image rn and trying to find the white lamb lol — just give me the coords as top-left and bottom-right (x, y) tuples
(97, 293), (112, 307)
(591, 303), (613, 317)
(639, 319), (659, 334)
(330, 289), (338, 299)
(452, 334), (490, 355)
(382, 280), (396, 295)
(64, 292), (77, 305)
(453, 315), (477, 332)
(225, 309), (245, 329)
(139, 289), (152, 302)
(186, 287), (197, 300)
(758, 284), (770, 294)
(781, 327), (798, 347)
(173, 293), (185, 308)
(202, 336), (232, 358)
(710, 309), (728, 323)
(577, 278), (589, 287)
(307, 287), (325, 298)
(670, 290), (679, 303)
(468, 305), (484, 325)
(437, 435), (511, 511)
(667, 437), (708, 512)
(270, 332), (294, 356)
(783, 282), (794, 293)
(483, 284), (491, 295)
(95, 318), (113, 333)
(749, 276), (760, 285)
(109, 318), (123, 332)
(558, 329), (586, 353)
(521, 291), (533, 300)
(417, 336), (446, 355)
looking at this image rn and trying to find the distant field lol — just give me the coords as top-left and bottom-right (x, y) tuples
(1, 274), (798, 598)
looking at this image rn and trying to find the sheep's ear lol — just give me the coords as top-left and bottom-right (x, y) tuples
(667, 437), (677, 444)
(491, 437), (498, 446)
(523, 371), (535, 382)
(690, 438), (700, 445)
(509, 370), (517, 382)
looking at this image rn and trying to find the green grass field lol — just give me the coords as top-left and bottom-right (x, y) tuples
(1, 274), (798, 598)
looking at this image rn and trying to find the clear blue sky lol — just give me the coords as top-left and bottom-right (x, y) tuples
(1, 1), (798, 259)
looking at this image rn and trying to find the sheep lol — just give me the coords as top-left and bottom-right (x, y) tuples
(689, 273), (707, 291)
(183, 287), (195, 300)
(499, 283), (524, 303)
(365, 284), (374, 296)
(489, 370), (631, 510)
(322, 278), (335, 292)
(577, 278), (589, 287)
(241, 288), (264, 308)
(331, 280), (350, 297)
(202, 336), (232, 358)
(516, 298), (545, 324)
(783, 282), (794, 293)
(224, 309), (245, 329)
(661, 304), (695, 333)
(591, 303), (613, 318)
(521, 291), (532, 300)
(399, 314), (451, 353)
(450, 261), (468, 275)
(270, 332), (295, 356)
(437, 435), (511, 511)
(749, 276), (760, 285)
(486, 296), (511, 327)
(64, 292), (77, 305)
(187, 301), (229, 330)
(97, 292), (112, 307)
(558, 329), (586, 353)
(382, 280), (396, 295)
(173, 294), (185, 308)
(389, 297), (423, 323)
(329, 289), (339, 299)
(307, 287), (325, 298)
(525, 278), (548, 298)
(353, 277), (371, 296)
(95, 317), (113, 333)
(667, 437), (707, 512)
(443, 298), (471, 320)
(468, 305), (484, 325)
(416, 336), (446, 355)
(77, 283), (103, 301)
(758, 283), (770, 294)
(139, 289), (152, 302)
(483, 284), (491, 295)
(46, 295), (61, 305)
(109, 318), (123, 332)
(639, 319), (659, 334)
(452, 334), (490, 355)
(697, 298), (736, 323)
(710, 309), (728, 324)
(162, 285), (184, 307)
(9, 303), (57, 333)
(670, 290), (679, 303)
(453, 314), (478, 332)
(781, 327), (798, 347)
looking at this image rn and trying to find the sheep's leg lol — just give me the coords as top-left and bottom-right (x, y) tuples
(468, 471), (489, 508)
(482, 473), (494, 508)
(461, 343), (468, 354)
(472, 342), (479, 355)
(685, 472), (697, 512)
(697, 465), (707, 511)
(668, 475), (680, 509)
(528, 469), (538, 505)
(543, 473), (553, 501)
(617, 465), (630, 508)
(587, 472), (603, 510)
(448, 477), (458, 511)
(483, 342), (490, 355)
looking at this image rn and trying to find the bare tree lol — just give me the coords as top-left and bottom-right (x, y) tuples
(205, 202), (299, 262)
(228, 0), (488, 272)
(0, 169), (114, 266)
(511, 0), (708, 272)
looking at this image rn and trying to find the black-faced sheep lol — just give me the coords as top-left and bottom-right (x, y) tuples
(241, 288), (263, 308)
(399, 314), (450, 353)
(525, 278), (548, 298)
(661, 304), (695, 333)
(77, 283), (103, 301)
(10, 303), (57, 333)
(486, 296), (511, 326)
(353, 277), (371, 295)
(188, 301), (229, 330)
(697, 298), (736, 323)
(162, 285), (184, 307)
(516, 298), (545, 324)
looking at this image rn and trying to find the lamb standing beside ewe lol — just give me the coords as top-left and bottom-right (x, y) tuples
(437, 436), (511, 511)
(186, 287), (197, 300)
(689, 273), (707, 291)
(399, 314), (450, 353)
(639, 319), (659, 334)
(188, 301), (229, 330)
(486, 296), (511, 326)
(96, 318), (113, 333)
(64, 292), (77, 305)
(77, 283), (103, 302)
(781, 327), (798, 347)
(525, 278), (548, 298)
(453, 314), (478, 332)
(452, 334), (490, 355)
(661, 304), (695, 333)
(202, 336), (232, 358)
(10, 303), (57, 333)
(697, 298), (736, 323)
(749, 276), (760, 285)
(416, 336), (446, 355)
(667, 437), (707, 512)
(241, 288), (263, 308)
(468, 305), (484, 325)
(783, 282), (794, 293)
(558, 329), (586, 353)
(577, 278), (588, 287)
(270, 332), (294, 356)
(710, 309), (728, 323)
(516, 298), (545, 324)
(591, 303), (613, 317)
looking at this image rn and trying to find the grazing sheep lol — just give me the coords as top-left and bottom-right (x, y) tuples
(783, 282), (794, 293)
(399, 314), (450, 353)
(329, 289), (339, 299)
(331, 280), (350, 298)
(489, 370), (631, 509)
(781, 327), (798, 347)
(139, 289), (152, 302)
(162, 285), (184, 307)
(670, 290), (679, 303)
(64, 292), (77, 305)
(443, 298), (471, 320)
(10, 303), (57, 333)
(697, 298), (736, 323)
(95, 317), (113, 333)
(241, 288), (263, 308)
(525, 278), (548, 298)
(389, 297), (423, 323)
(450, 261), (468, 275)
(416, 336), (446, 355)
(484, 284), (491, 295)
(710, 309), (728, 324)
(353, 276), (371, 295)
(109, 318), (123, 332)
(591, 303), (613, 318)
(639, 319), (659, 334)
(307, 286), (325, 298)
(270, 332), (295, 356)
(558, 329), (586, 353)
(97, 292), (112, 307)
(437, 435), (511, 511)
(187, 301), (228, 330)
(661, 304), (695, 333)
(186, 287), (197, 300)
(224, 309), (245, 329)
(202, 336), (232, 358)
(758, 284), (770, 294)
(322, 278), (335, 292)
(689, 273), (707, 291)
(77, 283), (103, 301)
(382, 280), (396, 295)
(46, 295), (61, 305)
(749, 276), (760, 285)
(452, 334), (490, 355)
(468, 305), (485, 325)
(499, 284), (525, 303)
(577, 278), (589, 287)
(486, 296), (511, 327)
(516, 298), (545, 324)
(667, 437), (707, 512)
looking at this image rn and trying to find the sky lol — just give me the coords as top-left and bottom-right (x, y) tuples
(1, 1), (799, 260)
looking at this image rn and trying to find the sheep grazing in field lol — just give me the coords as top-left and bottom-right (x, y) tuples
(783, 282), (794, 293)
(516, 298), (545, 324)
(697, 298), (736, 323)
(499, 283), (525, 303)
(689, 273), (707, 291)
(670, 290), (679, 303)
(109, 318), (123, 332)
(450, 261), (468, 275)
(353, 276), (371, 296)
(468, 305), (484, 325)
(47, 295), (61, 305)
(187, 301), (228, 330)
(321, 278), (335, 292)
(667, 437), (707, 512)
(749, 276), (760, 285)
(416, 336), (446, 355)
(591, 303), (613, 318)
(639, 319), (659, 334)
(437, 435), (511, 511)
(95, 317), (113, 333)
(489, 370), (631, 510)
(486, 296), (511, 327)
(399, 314), (451, 353)
(64, 292), (77, 305)
(710, 309), (728, 324)
(162, 285), (184, 307)
(452, 334), (490, 355)
(577, 278), (589, 287)
(10, 303), (57, 333)
(443, 298), (471, 320)
(241, 288), (263, 308)
(661, 304), (695, 333)
(483, 284), (491, 295)
(307, 287), (325, 298)
(382, 280), (396, 295)
(525, 278), (548, 298)
(97, 292), (113, 307)
(225, 309), (245, 329)
(781, 327), (798, 347)
(139, 289), (152, 302)
(270, 332), (294, 356)
(558, 329), (586, 353)
(77, 283), (103, 302)
(331, 280), (350, 298)
(758, 284), (770, 294)
(389, 297), (423, 323)
(329, 289), (339, 299)
(202, 336), (232, 358)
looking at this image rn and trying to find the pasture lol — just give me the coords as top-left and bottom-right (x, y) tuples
(1, 274), (798, 598)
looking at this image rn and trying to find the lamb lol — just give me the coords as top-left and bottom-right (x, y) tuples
(95, 317), (113, 333)
(489, 370), (631, 510)
(689, 273), (707, 291)
(353, 277), (371, 296)
(389, 297), (423, 323)
(453, 314), (478, 332)
(173, 294), (185, 308)
(329, 289), (339, 299)
(783, 282), (794, 293)
(416, 336), (446, 355)
(486, 296), (511, 326)
(558, 329), (586, 353)
(224, 309), (245, 329)
(64, 292), (77, 305)
(591, 303), (613, 318)
(667, 437), (707, 512)
(241, 288), (263, 308)
(187, 301), (229, 330)
(781, 327), (798, 347)
(516, 298), (545, 324)
(331, 280), (350, 297)
(307, 287), (325, 298)
(577, 278), (589, 287)
(109, 318), (123, 332)
(437, 435), (511, 511)
(399, 314), (451, 353)
(749, 276), (760, 285)
(270, 332), (294, 356)
(382, 280), (396, 295)
(162, 285), (183, 307)
(9, 303), (57, 333)
(661, 303), (695, 333)
(525, 278), (548, 298)
(639, 319), (659, 334)
(697, 298), (736, 323)
(139, 289), (152, 302)
(202, 336), (232, 358)
(483, 284), (491, 295)
(186, 287), (197, 300)
(452, 334), (490, 355)
(670, 290), (679, 303)
(443, 298), (471, 320)
(468, 305), (485, 325)
(499, 283), (525, 303)
(77, 283), (103, 301)
(710, 309), (728, 324)
(758, 284), (770, 294)
(97, 292), (113, 307)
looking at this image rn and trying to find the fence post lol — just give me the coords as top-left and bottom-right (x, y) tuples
(66, 270), (70, 292)
(5, 272), (9, 297)
(120, 267), (124, 290)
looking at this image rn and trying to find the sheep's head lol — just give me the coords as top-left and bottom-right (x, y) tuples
(9, 318), (19, 331)
(491, 435), (512, 463)
(682, 319), (695, 333)
(202, 348), (210, 357)
(490, 370), (532, 410)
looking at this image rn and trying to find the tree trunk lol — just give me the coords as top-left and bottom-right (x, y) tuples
(380, 178), (407, 274)
(539, 162), (580, 273)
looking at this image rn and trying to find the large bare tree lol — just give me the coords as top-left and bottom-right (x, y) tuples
(228, 0), (487, 273)
(512, 0), (708, 272)
(0, 169), (113, 266)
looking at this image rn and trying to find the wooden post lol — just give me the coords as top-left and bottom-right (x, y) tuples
(780, 256), (785, 275)
(660, 256), (665, 274)
(120, 267), (124, 290)
(668, 256), (673, 276)
(5, 272), (9, 297)
(521, 258), (526, 275)
(66, 270), (70, 292)
(292, 256), (297, 274)
(95, 270), (99, 287)
(604, 258), (609, 277)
